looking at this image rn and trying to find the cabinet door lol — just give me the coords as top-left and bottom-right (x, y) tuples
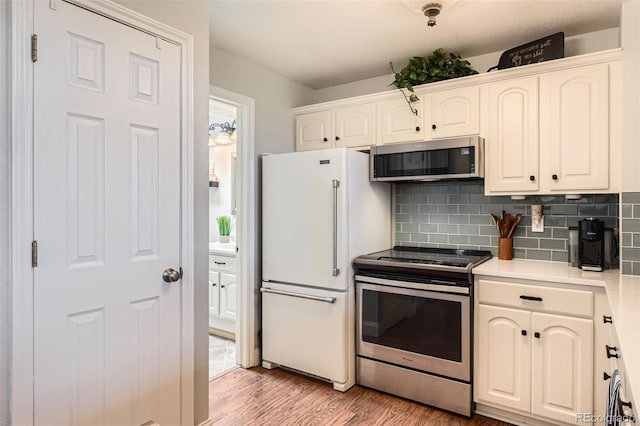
(475, 304), (531, 413)
(209, 271), (220, 318)
(220, 272), (237, 321)
(544, 64), (609, 191)
(428, 86), (480, 139)
(531, 312), (593, 424)
(295, 110), (332, 151)
(486, 77), (539, 193)
(334, 103), (375, 148)
(379, 97), (424, 144)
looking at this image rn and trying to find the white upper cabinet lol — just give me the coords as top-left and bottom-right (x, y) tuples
(379, 97), (424, 144)
(427, 86), (480, 139)
(485, 77), (539, 193)
(295, 110), (332, 151)
(542, 63), (610, 191)
(334, 103), (376, 148)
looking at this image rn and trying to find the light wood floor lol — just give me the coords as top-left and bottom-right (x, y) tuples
(208, 366), (512, 425)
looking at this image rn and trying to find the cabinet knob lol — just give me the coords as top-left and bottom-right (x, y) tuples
(415, 126), (421, 132)
(521, 330), (527, 336)
(529, 175), (535, 181)
(431, 124), (436, 130)
(552, 174), (558, 180)
(603, 315), (613, 324)
(335, 136), (340, 141)
(323, 137), (328, 142)
(534, 332), (541, 339)
(221, 285), (226, 288)
(209, 281), (217, 287)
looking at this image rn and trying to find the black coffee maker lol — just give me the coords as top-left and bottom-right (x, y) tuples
(578, 217), (605, 272)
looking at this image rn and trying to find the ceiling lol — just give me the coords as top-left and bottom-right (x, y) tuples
(209, 0), (623, 90)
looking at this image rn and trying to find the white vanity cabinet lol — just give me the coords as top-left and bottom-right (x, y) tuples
(209, 253), (237, 337)
(475, 278), (595, 425)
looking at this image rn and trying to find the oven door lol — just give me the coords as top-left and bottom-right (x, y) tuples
(356, 278), (470, 382)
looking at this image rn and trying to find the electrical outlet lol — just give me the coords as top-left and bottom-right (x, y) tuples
(532, 216), (544, 233)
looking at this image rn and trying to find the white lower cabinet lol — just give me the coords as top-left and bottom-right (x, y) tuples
(475, 278), (594, 424)
(209, 254), (237, 336)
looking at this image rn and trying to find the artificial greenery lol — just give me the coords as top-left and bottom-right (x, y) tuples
(217, 215), (231, 236)
(390, 48), (478, 115)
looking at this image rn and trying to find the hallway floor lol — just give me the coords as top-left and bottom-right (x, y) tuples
(209, 334), (236, 379)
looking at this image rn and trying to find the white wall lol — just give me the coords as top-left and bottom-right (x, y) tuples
(313, 27), (621, 103)
(112, 1), (210, 424)
(0, 2), (10, 425)
(622, 1), (640, 191)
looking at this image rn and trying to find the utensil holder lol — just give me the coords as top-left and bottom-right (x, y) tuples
(498, 238), (513, 260)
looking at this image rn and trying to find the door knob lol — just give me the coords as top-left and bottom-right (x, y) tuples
(162, 268), (181, 283)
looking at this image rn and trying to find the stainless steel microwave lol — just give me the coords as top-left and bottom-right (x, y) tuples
(369, 136), (484, 182)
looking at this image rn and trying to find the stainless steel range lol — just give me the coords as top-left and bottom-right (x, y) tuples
(353, 246), (492, 417)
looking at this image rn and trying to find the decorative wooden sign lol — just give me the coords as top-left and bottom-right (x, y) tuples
(495, 32), (565, 70)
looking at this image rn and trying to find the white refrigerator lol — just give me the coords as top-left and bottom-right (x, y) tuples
(261, 148), (390, 391)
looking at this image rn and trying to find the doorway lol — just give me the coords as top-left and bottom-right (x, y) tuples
(207, 87), (258, 378)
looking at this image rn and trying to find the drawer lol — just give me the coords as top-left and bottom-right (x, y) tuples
(477, 279), (593, 317)
(209, 254), (236, 272)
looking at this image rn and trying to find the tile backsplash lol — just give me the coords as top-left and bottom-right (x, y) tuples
(621, 192), (640, 275)
(395, 181), (619, 262)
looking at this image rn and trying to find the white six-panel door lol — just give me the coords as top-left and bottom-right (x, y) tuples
(34, 2), (182, 424)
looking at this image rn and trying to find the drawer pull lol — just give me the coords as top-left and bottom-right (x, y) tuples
(214, 261), (226, 265)
(603, 315), (613, 324)
(606, 345), (619, 359)
(604, 372), (611, 381)
(521, 330), (527, 336)
(520, 295), (543, 302)
(620, 399), (633, 409)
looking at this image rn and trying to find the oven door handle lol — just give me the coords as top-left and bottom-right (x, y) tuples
(261, 287), (336, 304)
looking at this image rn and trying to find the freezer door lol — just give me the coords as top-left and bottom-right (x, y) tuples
(263, 149), (348, 290)
(261, 282), (349, 384)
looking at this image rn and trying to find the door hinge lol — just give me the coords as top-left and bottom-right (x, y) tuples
(31, 240), (38, 268)
(31, 34), (38, 62)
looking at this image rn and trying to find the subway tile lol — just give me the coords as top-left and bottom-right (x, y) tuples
(395, 223), (401, 232)
(395, 214), (410, 223)
(622, 261), (632, 275)
(622, 232), (632, 247)
(409, 194), (427, 204)
(429, 234), (448, 243)
(429, 214), (449, 224)
(419, 223), (438, 233)
(448, 194), (470, 204)
(439, 204), (459, 214)
(622, 205), (633, 219)
(402, 184), (423, 194)
(429, 194), (448, 204)
(550, 204), (579, 215)
(622, 192), (640, 204)
(512, 248), (527, 259)
(402, 223), (420, 233)
(633, 233), (640, 248)
(411, 233), (430, 243)
(634, 205), (640, 219)
(410, 213), (430, 223)
(633, 262), (640, 276)
(459, 225), (480, 235)
(511, 227), (527, 237)
(470, 194), (490, 204)
(509, 205), (527, 215)
(439, 224), (459, 234)
(490, 236), (501, 246)
(397, 195), (412, 204)
(610, 205), (620, 217)
(603, 218), (619, 229)
(526, 249), (552, 261)
(490, 196), (513, 204)
(450, 215), (470, 225)
(540, 238), (565, 250)
(459, 184), (482, 194)
(526, 227), (552, 238)
(395, 232), (410, 242)
(551, 251), (568, 262)
(402, 204), (419, 214)
(544, 216), (566, 227)
(470, 214), (491, 225)
(579, 205), (610, 217)
(480, 225), (498, 236)
(419, 204), (438, 213)
(514, 237), (539, 249)
(553, 227), (569, 239)
(480, 204), (495, 214)
(623, 219), (640, 232)
(469, 235), (491, 246)
(594, 194), (617, 203)
(565, 216), (581, 227)
(449, 235), (469, 245)
(622, 247), (640, 261)
(459, 204), (481, 214)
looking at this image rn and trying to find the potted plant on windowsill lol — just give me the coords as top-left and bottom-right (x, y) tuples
(390, 48), (478, 116)
(217, 215), (231, 243)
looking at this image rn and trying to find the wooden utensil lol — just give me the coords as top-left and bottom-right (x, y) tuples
(506, 213), (522, 238)
(491, 214), (501, 235)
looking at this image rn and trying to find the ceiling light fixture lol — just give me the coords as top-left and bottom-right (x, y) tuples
(208, 119), (237, 146)
(401, 0), (457, 28)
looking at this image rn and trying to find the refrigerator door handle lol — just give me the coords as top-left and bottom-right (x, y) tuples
(261, 287), (336, 304)
(332, 179), (341, 277)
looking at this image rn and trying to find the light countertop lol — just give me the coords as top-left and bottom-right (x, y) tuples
(474, 258), (640, 410)
(208, 241), (236, 256)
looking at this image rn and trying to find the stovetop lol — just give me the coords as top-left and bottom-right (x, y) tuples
(353, 246), (492, 277)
